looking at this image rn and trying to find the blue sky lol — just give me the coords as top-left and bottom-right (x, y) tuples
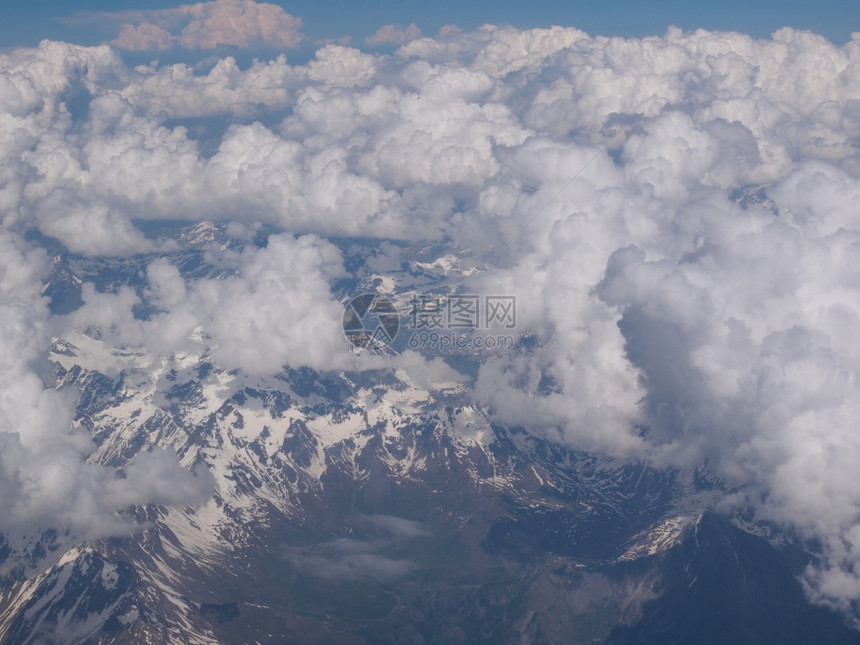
(2, 0), (858, 51)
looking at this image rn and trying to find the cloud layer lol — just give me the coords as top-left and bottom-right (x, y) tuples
(2, 16), (860, 620)
(0, 231), (213, 540)
(105, 0), (303, 51)
(366, 23), (422, 47)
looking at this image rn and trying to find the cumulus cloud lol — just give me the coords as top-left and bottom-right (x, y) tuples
(113, 22), (177, 52)
(307, 45), (378, 88)
(118, 56), (299, 118)
(0, 231), (212, 538)
(3, 18), (860, 622)
(106, 0), (303, 51)
(64, 233), (354, 374)
(366, 23), (422, 47)
(35, 193), (160, 256)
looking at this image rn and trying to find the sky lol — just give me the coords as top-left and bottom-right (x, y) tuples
(1, 0), (858, 51)
(3, 0), (860, 629)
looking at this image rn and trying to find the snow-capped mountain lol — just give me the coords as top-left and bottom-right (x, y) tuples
(1, 224), (857, 645)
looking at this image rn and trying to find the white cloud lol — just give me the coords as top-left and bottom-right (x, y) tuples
(119, 56), (300, 118)
(197, 234), (350, 373)
(0, 231), (212, 538)
(307, 45), (378, 88)
(35, 193), (159, 256)
(113, 22), (177, 52)
(108, 0), (303, 51)
(0, 72), (42, 118)
(3, 20), (860, 620)
(366, 23), (422, 47)
(471, 25), (590, 77)
(67, 234), (354, 374)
